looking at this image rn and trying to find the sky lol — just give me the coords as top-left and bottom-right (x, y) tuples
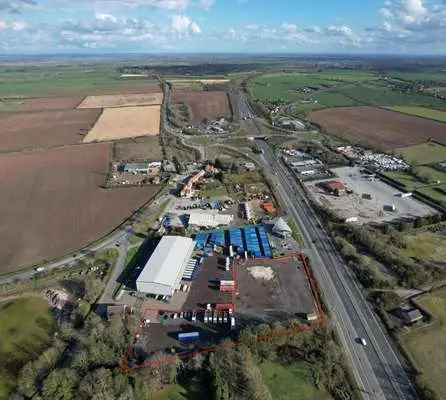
(0, 0), (445, 54)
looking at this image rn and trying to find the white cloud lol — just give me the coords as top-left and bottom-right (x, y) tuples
(0, 19), (7, 29)
(0, 0), (36, 14)
(171, 14), (201, 34)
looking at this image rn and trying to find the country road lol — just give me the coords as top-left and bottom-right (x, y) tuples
(256, 138), (418, 400)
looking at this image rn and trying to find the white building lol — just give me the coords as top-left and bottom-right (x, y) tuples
(272, 217), (292, 238)
(136, 236), (195, 296)
(188, 213), (234, 228)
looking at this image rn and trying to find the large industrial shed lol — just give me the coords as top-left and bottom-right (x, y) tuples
(136, 236), (195, 296)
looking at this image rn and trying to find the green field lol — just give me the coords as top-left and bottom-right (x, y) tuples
(389, 71), (446, 84)
(387, 106), (446, 123)
(0, 297), (54, 399)
(259, 361), (332, 400)
(384, 167), (446, 207)
(250, 72), (446, 116)
(335, 84), (446, 109)
(397, 142), (446, 165)
(0, 64), (158, 97)
(401, 232), (446, 262)
(249, 71), (376, 103)
(401, 288), (446, 399)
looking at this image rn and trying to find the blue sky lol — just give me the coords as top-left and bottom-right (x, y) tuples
(0, 0), (445, 54)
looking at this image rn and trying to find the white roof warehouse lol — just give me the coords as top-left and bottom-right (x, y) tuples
(136, 236), (195, 296)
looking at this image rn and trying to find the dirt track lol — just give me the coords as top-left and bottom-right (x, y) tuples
(172, 90), (231, 125)
(309, 106), (446, 149)
(0, 143), (160, 273)
(0, 109), (100, 152)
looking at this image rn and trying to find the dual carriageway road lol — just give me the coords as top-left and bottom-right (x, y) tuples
(256, 138), (418, 400)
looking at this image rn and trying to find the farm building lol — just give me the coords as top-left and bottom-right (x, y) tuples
(123, 162), (149, 174)
(320, 180), (346, 196)
(136, 236), (195, 296)
(272, 217), (292, 238)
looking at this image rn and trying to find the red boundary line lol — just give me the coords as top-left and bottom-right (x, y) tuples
(120, 252), (326, 373)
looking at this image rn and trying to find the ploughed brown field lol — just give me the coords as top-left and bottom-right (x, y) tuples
(0, 143), (160, 272)
(309, 106), (446, 149)
(0, 109), (100, 153)
(172, 90), (231, 125)
(0, 96), (84, 112)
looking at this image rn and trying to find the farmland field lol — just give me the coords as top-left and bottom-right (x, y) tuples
(83, 105), (160, 143)
(0, 64), (160, 97)
(396, 142), (446, 165)
(0, 297), (54, 399)
(334, 84), (446, 110)
(172, 90), (231, 125)
(0, 96), (83, 112)
(0, 109), (101, 152)
(389, 71), (446, 83)
(78, 92), (163, 109)
(250, 71), (377, 103)
(401, 288), (446, 399)
(387, 106), (446, 123)
(0, 143), (160, 272)
(113, 136), (164, 161)
(309, 107), (446, 149)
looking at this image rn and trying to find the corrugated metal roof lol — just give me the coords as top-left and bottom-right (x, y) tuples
(136, 236), (195, 289)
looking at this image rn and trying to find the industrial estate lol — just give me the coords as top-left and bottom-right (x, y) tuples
(1, 53), (446, 400)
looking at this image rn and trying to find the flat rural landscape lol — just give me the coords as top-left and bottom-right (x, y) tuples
(83, 105), (161, 142)
(0, 108), (100, 152)
(172, 90), (232, 125)
(1, 11), (446, 399)
(0, 143), (160, 272)
(309, 106), (446, 149)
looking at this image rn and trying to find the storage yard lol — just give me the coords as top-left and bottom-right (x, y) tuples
(306, 166), (436, 224)
(127, 223), (318, 361)
(236, 257), (315, 322)
(83, 105), (161, 142)
(309, 107), (446, 149)
(0, 143), (160, 272)
(172, 90), (232, 125)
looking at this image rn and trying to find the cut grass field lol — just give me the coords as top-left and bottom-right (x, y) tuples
(83, 105), (160, 143)
(396, 142), (446, 165)
(0, 297), (54, 399)
(259, 360), (332, 400)
(387, 106), (446, 123)
(401, 288), (446, 399)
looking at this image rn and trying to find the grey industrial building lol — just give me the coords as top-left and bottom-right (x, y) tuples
(136, 236), (195, 296)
